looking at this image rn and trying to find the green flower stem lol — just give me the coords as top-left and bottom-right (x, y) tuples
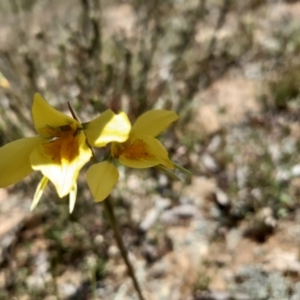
(104, 196), (146, 300)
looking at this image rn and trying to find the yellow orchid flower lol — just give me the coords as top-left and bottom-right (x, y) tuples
(86, 110), (178, 202)
(0, 93), (131, 213)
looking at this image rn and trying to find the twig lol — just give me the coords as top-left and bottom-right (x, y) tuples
(207, 0), (231, 57)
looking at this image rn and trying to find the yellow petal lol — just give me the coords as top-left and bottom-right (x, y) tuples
(31, 176), (48, 211)
(119, 135), (174, 169)
(30, 132), (92, 197)
(32, 93), (77, 135)
(86, 161), (119, 202)
(84, 110), (131, 147)
(0, 136), (42, 187)
(132, 110), (178, 137)
(69, 184), (77, 213)
(0, 71), (10, 89)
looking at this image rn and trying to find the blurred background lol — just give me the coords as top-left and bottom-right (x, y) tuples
(1, 0), (300, 299)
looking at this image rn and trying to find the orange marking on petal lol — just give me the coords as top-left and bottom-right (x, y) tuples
(42, 124), (81, 164)
(43, 138), (62, 163)
(60, 133), (80, 162)
(121, 139), (153, 160)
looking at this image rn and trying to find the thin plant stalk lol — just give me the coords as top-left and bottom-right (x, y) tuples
(67, 102), (145, 299)
(104, 197), (146, 300)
